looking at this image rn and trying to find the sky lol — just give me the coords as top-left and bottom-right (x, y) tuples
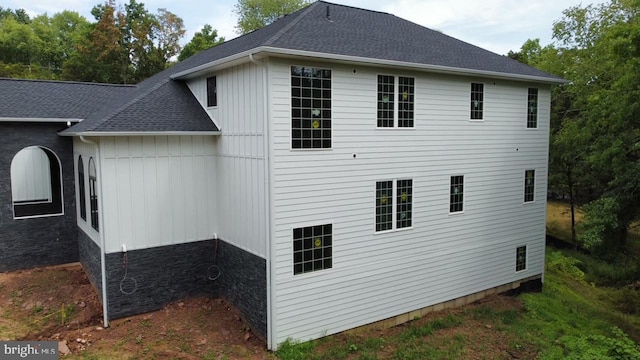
(2, 0), (608, 55)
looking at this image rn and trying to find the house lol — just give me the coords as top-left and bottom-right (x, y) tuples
(0, 1), (563, 349)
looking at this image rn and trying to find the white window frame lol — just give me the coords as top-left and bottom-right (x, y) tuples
(290, 65), (333, 151)
(524, 169), (535, 204)
(449, 174), (465, 215)
(376, 74), (416, 129)
(527, 88), (538, 129)
(374, 178), (414, 233)
(291, 221), (334, 277)
(516, 245), (528, 272)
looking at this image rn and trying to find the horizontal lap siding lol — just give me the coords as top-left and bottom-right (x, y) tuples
(269, 59), (550, 344)
(101, 136), (217, 253)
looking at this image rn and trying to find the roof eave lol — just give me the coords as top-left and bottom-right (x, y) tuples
(259, 47), (568, 84)
(172, 45), (567, 84)
(59, 131), (222, 137)
(0, 117), (83, 123)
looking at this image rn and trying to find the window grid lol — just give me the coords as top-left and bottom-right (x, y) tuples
(293, 224), (332, 275)
(396, 179), (413, 228)
(78, 156), (86, 221)
(527, 88), (538, 128)
(450, 175), (464, 213)
(376, 181), (393, 232)
(377, 75), (395, 127)
(89, 158), (99, 232)
(398, 77), (415, 127)
(206, 76), (217, 107)
(524, 170), (535, 202)
(516, 246), (527, 271)
(471, 83), (484, 120)
(291, 66), (332, 149)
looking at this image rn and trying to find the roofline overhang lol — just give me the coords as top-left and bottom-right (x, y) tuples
(59, 131), (221, 137)
(0, 117), (83, 123)
(171, 46), (568, 84)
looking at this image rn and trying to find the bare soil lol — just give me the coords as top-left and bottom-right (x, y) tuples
(0, 263), (534, 359)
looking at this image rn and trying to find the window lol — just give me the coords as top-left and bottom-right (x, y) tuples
(527, 88), (538, 128)
(376, 181), (393, 231)
(78, 156), (86, 221)
(206, 76), (217, 107)
(470, 83), (484, 120)
(293, 224), (332, 275)
(377, 75), (394, 127)
(450, 175), (464, 213)
(89, 158), (99, 231)
(516, 246), (527, 272)
(524, 170), (535, 203)
(291, 66), (332, 149)
(10, 146), (63, 218)
(376, 179), (413, 232)
(377, 75), (415, 128)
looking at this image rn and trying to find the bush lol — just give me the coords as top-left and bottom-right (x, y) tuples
(546, 251), (585, 282)
(563, 327), (640, 360)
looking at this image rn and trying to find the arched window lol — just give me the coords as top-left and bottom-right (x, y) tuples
(78, 155), (86, 221)
(88, 157), (99, 231)
(10, 146), (63, 218)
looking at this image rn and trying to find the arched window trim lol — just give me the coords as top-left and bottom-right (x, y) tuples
(11, 146), (64, 219)
(78, 155), (86, 221)
(88, 157), (99, 232)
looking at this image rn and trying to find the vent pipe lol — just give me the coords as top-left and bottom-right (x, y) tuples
(326, 5), (331, 20)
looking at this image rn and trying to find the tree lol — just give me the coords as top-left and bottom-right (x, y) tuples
(178, 24), (224, 61)
(526, 0), (640, 252)
(64, 0), (186, 83)
(234, 0), (310, 34)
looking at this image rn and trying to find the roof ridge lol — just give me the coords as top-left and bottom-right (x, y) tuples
(316, 0), (391, 16)
(0, 77), (135, 87)
(263, 1), (321, 46)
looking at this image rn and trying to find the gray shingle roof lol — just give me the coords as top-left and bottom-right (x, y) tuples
(61, 0), (561, 135)
(0, 78), (132, 119)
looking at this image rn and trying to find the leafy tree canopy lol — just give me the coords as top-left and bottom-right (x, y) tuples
(178, 24), (224, 61)
(234, 0), (310, 34)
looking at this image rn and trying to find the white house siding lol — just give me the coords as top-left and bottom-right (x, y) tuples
(269, 59), (550, 344)
(74, 137), (99, 244)
(99, 136), (217, 254)
(187, 63), (267, 258)
(10, 146), (52, 202)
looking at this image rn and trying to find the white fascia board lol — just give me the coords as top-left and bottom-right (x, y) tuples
(258, 47), (568, 84)
(0, 117), (83, 123)
(60, 131), (221, 137)
(171, 45), (567, 85)
(170, 49), (266, 80)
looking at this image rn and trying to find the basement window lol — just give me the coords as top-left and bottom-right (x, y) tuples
(293, 224), (332, 275)
(470, 83), (484, 120)
(527, 88), (538, 128)
(207, 76), (217, 107)
(516, 245), (527, 272)
(524, 170), (535, 203)
(450, 175), (464, 213)
(291, 66), (332, 149)
(376, 179), (413, 232)
(89, 157), (99, 232)
(377, 75), (415, 128)
(78, 155), (86, 221)
(10, 146), (63, 218)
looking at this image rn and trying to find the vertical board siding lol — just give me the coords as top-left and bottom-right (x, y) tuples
(269, 60), (550, 344)
(101, 136), (218, 254)
(188, 63), (267, 257)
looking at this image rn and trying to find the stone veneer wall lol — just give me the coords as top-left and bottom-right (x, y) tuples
(0, 122), (78, 272)
(78, 229), (102, 299)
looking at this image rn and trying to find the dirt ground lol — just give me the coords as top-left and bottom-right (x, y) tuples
(0, 263), (534, 359)
(0, 263), (270, 359)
